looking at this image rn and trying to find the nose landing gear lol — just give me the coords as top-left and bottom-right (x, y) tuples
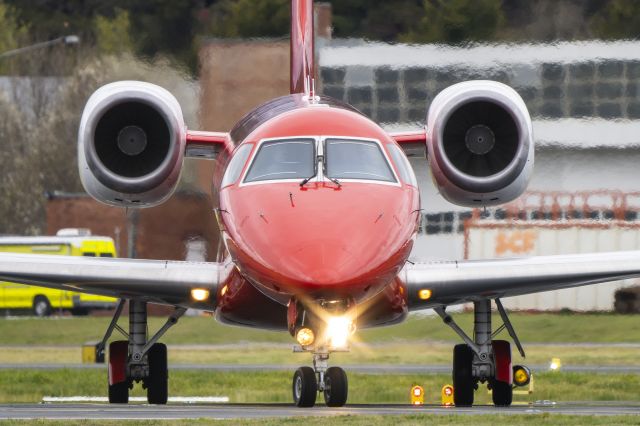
(292, 349), (349, 407)
(289, 298), (353, 408)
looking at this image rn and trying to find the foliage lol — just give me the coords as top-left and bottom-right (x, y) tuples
(403, 0), (505, 43)
(2, 0), (640, 74)
(0, 55), (101, 234)
(591, 0), (640, 40)
(2, 0), (201, 71)
(0, 93), (42, 234)
(330, 0), (424, 42)
(123, 1), (201, 71)
(0, 3), (25, 53)
(0, 53), (198, 235)
(208, 0), (289, 38)
(94, 9), (133, 55)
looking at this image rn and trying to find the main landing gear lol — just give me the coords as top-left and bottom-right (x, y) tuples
(435, 298), (531, 407)
(96, 299), (186, 404)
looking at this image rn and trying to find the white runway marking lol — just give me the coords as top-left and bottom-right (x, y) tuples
(42, 396), (229, 403)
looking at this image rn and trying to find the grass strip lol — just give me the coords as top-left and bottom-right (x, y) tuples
(0, 370), (639, 404)
(0, 312), (638, 346)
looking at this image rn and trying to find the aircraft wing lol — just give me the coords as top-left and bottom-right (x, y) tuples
(185, 130), (229, 159)
(0, 253), (230, 309)
(389, 129), (426, 157)
(402, 251), (640, 310)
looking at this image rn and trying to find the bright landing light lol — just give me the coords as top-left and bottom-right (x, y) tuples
(191, 288), (210, 301)
(327, 316), (354, 348)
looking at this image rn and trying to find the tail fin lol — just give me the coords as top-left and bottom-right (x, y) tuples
(290, 0), (314, 95)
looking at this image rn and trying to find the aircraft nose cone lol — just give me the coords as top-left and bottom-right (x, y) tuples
(285, 237), (361, 285)
(226, 184), (417, 295)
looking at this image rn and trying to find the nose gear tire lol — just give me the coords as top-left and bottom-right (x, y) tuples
(323, 366), (348, 407)
(293, 366), (317, 407)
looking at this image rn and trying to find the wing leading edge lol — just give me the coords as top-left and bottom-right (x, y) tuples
(0, 253), (231, 309)
(402, 250), (640, 310)
(389, 129), (427, 158)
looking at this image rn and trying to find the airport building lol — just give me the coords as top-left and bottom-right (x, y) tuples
(318, 40), (640, 310)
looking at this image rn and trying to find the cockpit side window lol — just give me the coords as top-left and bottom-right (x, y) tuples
(221, 144), (253, 187)
(388, 144), (418, 187)
(324, 139), (396, 182)
(244, 139), (315, 182)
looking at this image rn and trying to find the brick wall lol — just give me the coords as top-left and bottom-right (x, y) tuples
(46, 191), (219, 261)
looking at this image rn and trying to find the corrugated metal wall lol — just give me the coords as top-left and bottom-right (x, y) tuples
(466, 222), (640, 311)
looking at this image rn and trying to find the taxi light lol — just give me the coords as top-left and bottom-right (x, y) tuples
(327, 316), (354, 348)
(513, 365), (531, 387)
(296, 327), (315, 346)
(418, 289), (432, 300)
(191, 288), (210, 301)
(549, 357), (561, 371)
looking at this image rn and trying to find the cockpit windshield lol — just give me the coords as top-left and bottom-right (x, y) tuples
(324, 139), (396, 182)
(244, 139), (315, 182)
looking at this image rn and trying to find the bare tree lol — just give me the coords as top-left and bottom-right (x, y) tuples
(0, 49), (200, 236)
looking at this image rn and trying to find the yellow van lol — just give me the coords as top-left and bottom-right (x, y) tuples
(0, 228), (118, 316)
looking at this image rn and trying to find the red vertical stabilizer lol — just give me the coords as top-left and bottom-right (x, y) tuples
(290, 0), (314, 95)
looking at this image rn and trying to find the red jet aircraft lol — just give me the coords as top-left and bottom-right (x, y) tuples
(1, 0), (640, 408)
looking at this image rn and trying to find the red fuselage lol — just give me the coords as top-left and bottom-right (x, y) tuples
(213, 95), (419, 330)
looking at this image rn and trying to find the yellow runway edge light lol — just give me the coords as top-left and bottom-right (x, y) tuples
(441, 384), (454, 406)
(410, 385), (424, 405)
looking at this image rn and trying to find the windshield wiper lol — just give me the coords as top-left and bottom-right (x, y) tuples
(326, 176), (341, 187)
(300, 175), (315, 187)
(320, 152), (341, 187)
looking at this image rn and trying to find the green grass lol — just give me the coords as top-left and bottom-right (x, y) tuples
(2, 416), (640, 426)
(1, 343), (639, 367)
(0, 314), (638, 425)
(0, 312), (639, 346)
(0, 369), (639, 404)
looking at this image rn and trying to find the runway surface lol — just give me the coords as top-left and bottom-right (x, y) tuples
(0, 402), (639, 419)
(0, 363), (638, 374)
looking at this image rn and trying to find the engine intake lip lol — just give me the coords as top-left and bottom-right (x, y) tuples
(432, 92), (531, 194)
(82, 92), (181, 195)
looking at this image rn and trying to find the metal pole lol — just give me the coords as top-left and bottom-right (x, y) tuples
(0, 35), (80, 60)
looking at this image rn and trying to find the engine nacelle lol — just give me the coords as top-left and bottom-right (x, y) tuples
(78, 81), (186, 207)
(426, 81), (534, 207)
